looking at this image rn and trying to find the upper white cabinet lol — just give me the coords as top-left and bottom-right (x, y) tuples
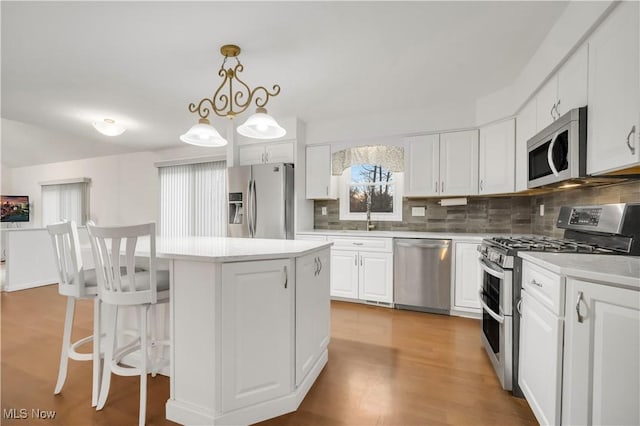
(238, 140), (294, 165)
(562, 278), (640, 426)
(536, 45), (588, 131)
(440, 130), (479, 196)
(404, 134), (440, 197)
(587, 1), (640, 175)
(479, 119), (515, 194)
(515, 98), (537, 192)
(403, 130), (478, 197)
(305, 145), (337, 199)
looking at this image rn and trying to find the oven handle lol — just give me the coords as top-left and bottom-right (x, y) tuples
(478, 290), (505, 324)
(479, 258), (505, 280)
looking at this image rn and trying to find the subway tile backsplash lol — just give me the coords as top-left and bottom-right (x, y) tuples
(313, 180), (640, 237)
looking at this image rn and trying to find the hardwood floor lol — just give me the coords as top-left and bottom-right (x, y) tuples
(1, 285), (536, 425)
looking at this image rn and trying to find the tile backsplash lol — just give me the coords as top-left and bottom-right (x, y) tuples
(313, 180), (640, 237)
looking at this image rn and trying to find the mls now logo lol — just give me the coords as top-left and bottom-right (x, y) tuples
(3, 408), (56, 420)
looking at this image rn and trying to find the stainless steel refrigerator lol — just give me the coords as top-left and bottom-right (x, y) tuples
(227, 163), (294, 239)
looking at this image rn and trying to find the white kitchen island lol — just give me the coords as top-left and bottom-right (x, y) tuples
(150, 237), (332, 426)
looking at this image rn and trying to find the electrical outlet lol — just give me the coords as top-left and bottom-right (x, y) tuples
(321, 206), (327, 216)
(540, 204), (545, 216)
(411, 207), (426, 217)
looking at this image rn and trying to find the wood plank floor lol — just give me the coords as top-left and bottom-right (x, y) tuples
(1, 284), (536, 425)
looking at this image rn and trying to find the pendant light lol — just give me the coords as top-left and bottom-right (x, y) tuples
(179, 118), (227, 147)
(236, 107), (286, 139)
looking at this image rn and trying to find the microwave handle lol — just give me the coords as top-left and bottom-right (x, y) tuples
(547, 131), (560, 177)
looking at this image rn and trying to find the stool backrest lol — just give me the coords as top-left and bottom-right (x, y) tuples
(86, 222), (157, 306)
(47, 220), (92, 298)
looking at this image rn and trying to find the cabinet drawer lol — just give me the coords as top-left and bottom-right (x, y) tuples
(296, 234), (328, 242)
(327, 236), (393, 253)
(522, 260), (565, 316)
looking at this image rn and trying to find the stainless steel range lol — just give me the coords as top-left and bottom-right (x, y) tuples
(478, 203), (640, 396)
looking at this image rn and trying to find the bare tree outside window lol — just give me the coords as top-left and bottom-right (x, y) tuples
(349, 164), (394, 213)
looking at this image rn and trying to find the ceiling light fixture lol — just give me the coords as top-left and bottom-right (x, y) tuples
(181, 44), (285, 147)
(92, 118), (126, 136)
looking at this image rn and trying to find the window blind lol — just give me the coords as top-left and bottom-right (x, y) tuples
(159, 161), (227, 237)
(41, 181), (90, 225)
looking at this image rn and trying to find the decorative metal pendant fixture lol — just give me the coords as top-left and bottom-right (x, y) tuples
(180, 44), (286, 147)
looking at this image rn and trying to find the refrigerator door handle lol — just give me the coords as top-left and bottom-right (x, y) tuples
(247, 179), (254, 237)
(251, 179), (258, 237)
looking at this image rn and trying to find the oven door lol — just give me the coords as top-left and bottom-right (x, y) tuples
(478, 257), (513, 390)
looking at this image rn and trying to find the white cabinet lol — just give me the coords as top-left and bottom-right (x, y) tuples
(452, 241), (481, 314)
(536, 45), (588, 131)
(404, 134), (439, 197)
(562, 278), (640, 426)
(238, 140), (294, 165)
(305, 145), (337, 199)
(295, 234), (328, 242)
(220, 259), (293, 411)
(587, 1), (640, 175)
(295, 249), (330, 387)
(328, 236), (393, 304)
(404, 130), (478, 197)
(519, 259), (565, 426)
(439, 130), (479, 196)
(479, 119), (515, 194)
(515, 98), (537, 192)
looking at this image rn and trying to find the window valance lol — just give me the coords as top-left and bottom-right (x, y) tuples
(331, 145), (404, 176)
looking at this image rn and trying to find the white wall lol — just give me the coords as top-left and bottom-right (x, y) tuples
(4, 151), (160, 227)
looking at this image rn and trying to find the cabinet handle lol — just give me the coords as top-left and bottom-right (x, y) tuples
(283, 265), (288, 289)
(576, 291), (584, 323)
(480, 179), (484, 191)
(360, 255), (363, 266)
(318, 257), (322, 273)
(554, 99), (561, 117)
(531, 279), (542, 288)
(516, 298), (523, 316)
(266, 152), (269, 162)
(626, 125), (636, 155)
(550, 103), (556, 120)
(434, 181), (438, 193)
(353, 242), (363, 246)
(314, 257), (319, 276)
(441, 182), (445, 193)
(261, 153), (265, 163)
(326, 186), (329, 196)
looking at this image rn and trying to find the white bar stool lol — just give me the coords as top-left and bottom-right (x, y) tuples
(47, 220), (102, 407)
(87, 222), (169, 426)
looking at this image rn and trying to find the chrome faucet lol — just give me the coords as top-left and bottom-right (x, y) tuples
(366, 200), (375, 231)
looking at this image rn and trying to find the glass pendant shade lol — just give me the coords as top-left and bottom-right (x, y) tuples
(179, 119), (228, 147)
(236, 107), (286, 140)
(92, 118), (126, 136)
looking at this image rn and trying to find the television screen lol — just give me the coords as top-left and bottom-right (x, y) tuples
(1, 195), (30, 222)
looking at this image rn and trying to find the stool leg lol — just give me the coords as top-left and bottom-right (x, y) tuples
(139, 305), (148, 426)
(91, 297), (101, 407)
(150, 305), (157, 377)
(97, 304), (117, 411)
(54, 297), (76, 395)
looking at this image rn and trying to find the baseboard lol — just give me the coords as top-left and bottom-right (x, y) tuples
(3, 280), (56, 292)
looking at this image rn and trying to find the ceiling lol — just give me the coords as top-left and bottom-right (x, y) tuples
(1, 1), (570, 168)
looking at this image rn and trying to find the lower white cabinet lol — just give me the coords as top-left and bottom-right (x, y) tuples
(220, 259), (293, 411)
(452, 241), (482, 313)
(519, 288), (564, 426)
(562, 278), (640, 426)
(295, 249), (331, 386)
(329, 236), (393, 304)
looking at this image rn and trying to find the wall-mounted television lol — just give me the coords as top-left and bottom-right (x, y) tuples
(1, 195), (30, 222)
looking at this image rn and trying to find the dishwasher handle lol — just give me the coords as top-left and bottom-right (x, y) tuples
(395, 241), (450, 249)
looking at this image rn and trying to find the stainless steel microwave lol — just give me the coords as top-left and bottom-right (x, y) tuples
(527, 107), (587, 188)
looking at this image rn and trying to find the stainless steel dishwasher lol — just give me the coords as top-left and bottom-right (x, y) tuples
(394, 238), (451, 314)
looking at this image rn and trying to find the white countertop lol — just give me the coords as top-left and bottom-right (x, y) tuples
(151, 236), (332, 262)
(519, 252), (640, 290)
(297, 229), (508, 240)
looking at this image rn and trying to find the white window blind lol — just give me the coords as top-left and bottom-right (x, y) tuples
(41, 181), (90, 226)
(159, 161), (227, 237)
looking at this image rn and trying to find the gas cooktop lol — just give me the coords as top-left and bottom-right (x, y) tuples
(487, 236), (616, 254)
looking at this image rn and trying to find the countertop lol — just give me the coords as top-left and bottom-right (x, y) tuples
(519, 252), (640, 290)
(150, 236), (332, 262)
(297, 229), (508, 240)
